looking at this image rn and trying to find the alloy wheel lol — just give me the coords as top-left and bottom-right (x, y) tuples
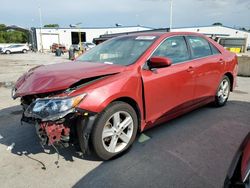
(217, 78), (230, 104)
(102, 111), (134, 153)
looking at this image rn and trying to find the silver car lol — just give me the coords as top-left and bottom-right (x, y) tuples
(0, 44), (29, 54)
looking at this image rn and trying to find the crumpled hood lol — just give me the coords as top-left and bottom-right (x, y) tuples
(14, 61), (125, 97)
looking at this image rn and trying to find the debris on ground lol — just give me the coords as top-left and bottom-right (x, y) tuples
(0, 134), (3, 140)
(23, 152), (46, 170)
(0, 81), (15, 88)
(6, 143), (15, 151)
(138, 133), (151, 143)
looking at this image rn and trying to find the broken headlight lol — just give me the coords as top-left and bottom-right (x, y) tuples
(25, 93), (87, 121)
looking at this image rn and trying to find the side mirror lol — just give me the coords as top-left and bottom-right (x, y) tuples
(148, 56), (172, 69)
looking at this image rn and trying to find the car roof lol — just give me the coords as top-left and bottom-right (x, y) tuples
(120, 31), (206, 38)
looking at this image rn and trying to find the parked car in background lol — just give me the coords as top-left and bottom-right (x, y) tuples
(70, 42), (96, 52)
(69, 44), (80, 52)
(76, 42), (96, 51)
(224, 132), (250, 188)
(50, 43), (67, 53)
(0, 44), (29, 54)
(12, 32), (238, 160)
(83, 42), (96, 50)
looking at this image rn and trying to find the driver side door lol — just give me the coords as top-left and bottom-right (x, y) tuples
(141, 36), (195, 126)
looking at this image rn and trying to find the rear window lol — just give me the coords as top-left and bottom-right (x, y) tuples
(210, 43), (221, 55)
(187, 36), (212, 58)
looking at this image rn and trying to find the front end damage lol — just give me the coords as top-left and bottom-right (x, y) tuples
(35, 121), (70, 146)
(11, 61), (125, 156)
(20, 92), (97, 154)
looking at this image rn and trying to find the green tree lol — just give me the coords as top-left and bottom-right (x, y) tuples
(0, 23), (28, 43)
(240, 27), (247, 31)
(0, 24), (6, 31)
(0, 32), (5, 43)
(44, 24), (59, 28)
(212, 22), (223, 26)
(0, 24), (6, 42)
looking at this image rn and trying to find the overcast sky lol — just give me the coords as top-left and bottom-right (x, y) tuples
(1, 0), (249, 29)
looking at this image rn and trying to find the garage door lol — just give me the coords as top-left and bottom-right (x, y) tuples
(41, 34), (59, 50)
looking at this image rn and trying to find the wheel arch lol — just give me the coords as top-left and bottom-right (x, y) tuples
(224, 72), (234, 91)
(113, 97), (142, 132)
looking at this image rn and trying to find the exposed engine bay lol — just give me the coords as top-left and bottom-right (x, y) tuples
(21, 91), (74, 146)
(36, 122), (70, 146)
(11, 60), (123, 156)
(19, 89), (96, 153)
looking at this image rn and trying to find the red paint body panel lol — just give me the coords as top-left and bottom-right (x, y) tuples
(241, 136), (250, 181)
(14, 62), (125, 97)
(191, 55), (224, 99)
(141, 61), (195, 124)
(14, 32), (238, 132)
(75, 69), (144, 115)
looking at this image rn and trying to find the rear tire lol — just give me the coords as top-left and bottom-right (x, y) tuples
(91, 101), (138, 160)
(214, 75), (231, 107)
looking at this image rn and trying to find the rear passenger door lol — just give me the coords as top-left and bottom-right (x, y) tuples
(186, 36), (224, 101)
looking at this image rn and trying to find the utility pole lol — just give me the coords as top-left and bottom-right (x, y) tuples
(39, 6), (44, 53)
(70, 22), (83, 54)
(169, 0), (173, 32)
(76, 22), (83, 52)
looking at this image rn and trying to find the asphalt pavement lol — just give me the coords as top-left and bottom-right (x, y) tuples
(0, 76), (249, 188)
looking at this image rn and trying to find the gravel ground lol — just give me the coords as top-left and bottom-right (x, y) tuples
(0, 52), (71, 84)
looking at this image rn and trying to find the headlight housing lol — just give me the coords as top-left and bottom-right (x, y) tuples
(25, 93), (87, 121)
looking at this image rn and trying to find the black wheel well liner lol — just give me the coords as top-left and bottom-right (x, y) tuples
(225, 72), (234, 92)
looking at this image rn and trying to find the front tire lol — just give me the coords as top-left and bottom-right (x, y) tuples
(214, 75), (231, 107)
(22, 49), (27, 53)
(5, 50), (11, 54)
(91, 102), (138, 160)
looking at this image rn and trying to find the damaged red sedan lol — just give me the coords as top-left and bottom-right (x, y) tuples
(12, 32), (238, 160)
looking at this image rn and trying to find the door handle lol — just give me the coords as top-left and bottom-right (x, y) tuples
(187, 66), (194, 72)
(219, 58), (225, 64)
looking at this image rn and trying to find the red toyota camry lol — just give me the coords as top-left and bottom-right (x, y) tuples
(12, 32), (238, 160)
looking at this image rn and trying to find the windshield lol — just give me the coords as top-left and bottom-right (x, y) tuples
(77, 35), (157, 66)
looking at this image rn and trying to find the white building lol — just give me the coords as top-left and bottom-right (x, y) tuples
(32, 26), (152, 51)
(172, 25), (250, 49)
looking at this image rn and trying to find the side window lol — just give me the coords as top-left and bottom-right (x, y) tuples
(187, 36), (212, 58)
(210, 43), (221, 55)
(152, 36), (190, 64)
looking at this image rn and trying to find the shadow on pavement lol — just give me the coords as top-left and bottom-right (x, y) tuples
(72, 101), (250, 188)
(0, 101), (250, 187)
(0, 105), (98, 166)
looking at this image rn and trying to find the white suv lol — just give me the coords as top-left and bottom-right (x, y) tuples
(0, 45), (29, 54)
